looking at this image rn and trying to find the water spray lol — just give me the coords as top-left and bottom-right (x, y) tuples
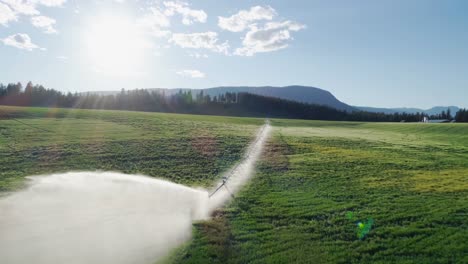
(208, 120), (270, 199)
(0, 119), (272, 264)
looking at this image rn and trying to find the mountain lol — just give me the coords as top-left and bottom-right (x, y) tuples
(356, 106), (460, 115)
(84, 86), (458, 115)
(4, 85), (420, 122)
(423, 106), (460, 116)
(87, 86), (355, 112)
(201, 86), (355, 112)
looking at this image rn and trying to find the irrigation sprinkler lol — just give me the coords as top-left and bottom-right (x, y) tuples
(208, 119), (269, 198)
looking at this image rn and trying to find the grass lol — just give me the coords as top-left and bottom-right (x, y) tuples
(174, 119), (468, 264)
(1, 106), (467, 263)
(0, 106), (263, 191)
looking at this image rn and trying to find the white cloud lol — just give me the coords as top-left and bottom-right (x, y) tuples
(170, 32), (229, 54)
(2, 33), (40, 50)
(1, 0), (66, 34)
(235, 21), (306, 56)
(0, 2), (17, 25)
(1, 0), (39, 15)
(31, 15), (57, 33)
(176, 69), (205, 78)
(188, 52), (208, 58)
(163, 1), (206, 25)
(218, 6), (276, 32)
(32, 0), (66, 7)
(137, 7), (171, 37)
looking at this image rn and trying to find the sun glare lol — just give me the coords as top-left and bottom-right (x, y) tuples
(82, 14), (150, 76)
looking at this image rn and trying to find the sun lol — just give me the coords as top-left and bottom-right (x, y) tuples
(82, 14), (150, 76)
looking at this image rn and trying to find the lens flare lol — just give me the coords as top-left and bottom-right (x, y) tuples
(346, 211), (374, 240)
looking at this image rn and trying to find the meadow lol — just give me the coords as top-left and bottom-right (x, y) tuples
(0, 106), (263, 191)
(1, 106), (467, 263)
(172, 120), (468, 263)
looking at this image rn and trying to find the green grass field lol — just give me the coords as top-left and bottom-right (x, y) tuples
(0, 106), (263, 191)
(172, 120), (468, 264)
(1, 106), (467, 263)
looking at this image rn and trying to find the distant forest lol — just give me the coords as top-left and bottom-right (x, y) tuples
(0, 82), (466, 122)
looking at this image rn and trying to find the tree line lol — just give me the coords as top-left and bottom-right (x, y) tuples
(0, 82), (465, 122)
(455, 109), (468, 122)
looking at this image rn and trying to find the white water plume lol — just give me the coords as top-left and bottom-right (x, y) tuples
(0, 123), (271, 264)
(207, 122), (271, 210)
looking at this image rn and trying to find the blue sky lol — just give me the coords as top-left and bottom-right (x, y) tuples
(1, 0), (467, 108)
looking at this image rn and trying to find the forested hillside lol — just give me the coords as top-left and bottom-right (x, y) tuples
(0, 82), (464, 122)
(202, 86), (355, 112)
